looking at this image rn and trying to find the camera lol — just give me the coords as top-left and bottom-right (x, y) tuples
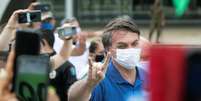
(18, 10), (41, 23)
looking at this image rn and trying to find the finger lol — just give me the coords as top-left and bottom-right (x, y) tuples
(91, 64), (97, 80)
(88, 57), (93, 71)
(97, 71), (105, 80)
(102, 52), (111, 72)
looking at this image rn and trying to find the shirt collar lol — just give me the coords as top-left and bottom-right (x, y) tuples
(106, 60), (144, 85)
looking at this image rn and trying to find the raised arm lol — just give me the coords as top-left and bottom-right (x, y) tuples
(68, 52), (110, 101)
(51, 37), (73, 69)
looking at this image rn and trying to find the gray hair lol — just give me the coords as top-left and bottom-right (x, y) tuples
(102, 15), (140, 51)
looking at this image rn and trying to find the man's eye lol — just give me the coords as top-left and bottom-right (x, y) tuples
(132, 41), (139, 47)
(117, 45), (127, 49)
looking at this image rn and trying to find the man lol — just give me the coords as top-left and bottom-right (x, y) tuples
(89, 38), (105, 63)
(68, 16), (148, 101)
(148, 0), (165, 43)
(54, 17), (90, 79)
(40, 29), (77, 101)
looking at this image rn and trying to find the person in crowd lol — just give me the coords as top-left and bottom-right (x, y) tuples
(54, 17), (91, 79)
(0, 9), (76, 101)
(148, 0), (165, 43)
(138, 36), (152, 71)
(40, 29), (77, 101)
(28, 3), (78, 100)
(27, 2), (56, 31)
(68, 16), (148, 101)
(89, 38), (105, 63)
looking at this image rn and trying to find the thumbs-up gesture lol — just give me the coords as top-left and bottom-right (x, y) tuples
(86, 52), (111, 87)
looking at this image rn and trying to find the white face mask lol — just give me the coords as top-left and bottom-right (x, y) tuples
(114, 48), (141, 69)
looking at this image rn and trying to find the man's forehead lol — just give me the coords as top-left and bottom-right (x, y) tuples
(111, 30), (139, 43)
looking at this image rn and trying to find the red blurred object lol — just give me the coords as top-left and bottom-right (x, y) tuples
(150, 45), (186, 101)
(139, 36), (152, 61)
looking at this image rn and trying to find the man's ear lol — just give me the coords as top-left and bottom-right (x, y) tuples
(106, 47), (113, 55)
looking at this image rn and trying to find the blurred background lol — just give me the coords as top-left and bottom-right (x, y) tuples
(0, 0), (201, 44)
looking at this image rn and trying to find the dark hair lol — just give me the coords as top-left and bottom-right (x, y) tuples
(102, 15), (140, 50)
(61, 17), (78, 25)
(40, 29), (55, 48)
(89, 41), (98, 53)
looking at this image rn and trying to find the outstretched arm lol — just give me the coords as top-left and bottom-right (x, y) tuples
(68, 53), (110, 101)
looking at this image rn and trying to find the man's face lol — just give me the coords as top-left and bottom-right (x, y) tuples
(109, 30), (139, 58)
(89, 40), (105, 62)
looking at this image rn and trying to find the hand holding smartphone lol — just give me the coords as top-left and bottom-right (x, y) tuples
(13, 29), (50, 101)
(57, 26), (77, 39)
(18, 10), (41, 23)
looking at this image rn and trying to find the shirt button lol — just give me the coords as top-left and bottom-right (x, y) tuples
(49, 70), (56, 79)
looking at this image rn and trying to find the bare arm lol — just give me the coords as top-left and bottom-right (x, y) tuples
(71, 32), (86, 56)
(68, 53), (111, 101)
(68, 79), (93, 101)
(70, 42), (86, 56)
(0, 9), (31, 50)
(0, 9), (21, 50)
(51, 38), (73, 69)
(0, 26), (16, 50)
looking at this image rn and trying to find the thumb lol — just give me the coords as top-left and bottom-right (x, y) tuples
(97, 71), (105, 80)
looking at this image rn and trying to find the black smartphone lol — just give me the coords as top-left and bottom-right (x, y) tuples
(57, 27), (77, 38)
(15, 55), (49, 101)
(18, 10), (41, 23)
(12, 29), (41, 91)
(34, 4), (51, 12)
(185, 49), (201, 101)
(0, 51), (8, 68)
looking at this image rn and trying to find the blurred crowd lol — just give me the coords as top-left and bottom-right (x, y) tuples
(0, 2), (151, 101)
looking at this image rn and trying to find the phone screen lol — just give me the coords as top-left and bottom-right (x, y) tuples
(57, 27), (77, 38)
(15, 55), (49, 101)
(18, 11), (41, 23)
(12, 29), (41, 92)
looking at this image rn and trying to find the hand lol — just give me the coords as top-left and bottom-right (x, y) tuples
(6, 9), (30, 29)
(87, 52), (111, 87)
(77, 32), (87, 45)
(27, 2), (40, 10)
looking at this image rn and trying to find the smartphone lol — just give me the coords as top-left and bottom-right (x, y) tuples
(0, 51), (8, 68)
(34, 4), (51, 12)
(12, 29), (41, 92)
(57, 27), (77, 38)
(15, 55), (50, 101)
(18, 10), (41, 23)
(15, 29), (41, 56)
(185, 49), (201, 101)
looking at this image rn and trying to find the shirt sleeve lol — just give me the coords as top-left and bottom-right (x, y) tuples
(63, 61), (77, 91)
(90, 83), (104, 101)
